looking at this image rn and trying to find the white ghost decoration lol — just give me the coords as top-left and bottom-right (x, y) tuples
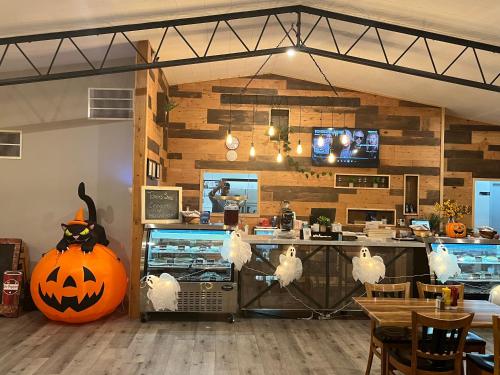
(275, 246), (303, 287)
(489, 285), (500, 306)
(428, 244), (461, 283)
(145, 273), (181, 311)
(221, 231), (252, 271)
(352, 247), (386, 284)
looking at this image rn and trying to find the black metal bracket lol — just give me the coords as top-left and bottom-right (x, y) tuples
(0, 5), (498, 91)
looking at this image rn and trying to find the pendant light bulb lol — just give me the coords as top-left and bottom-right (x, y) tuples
(226, 130), (233, 146)
(249, 143), (256, 158)
(287, 47), (296, 57)
(317, 135), (325, 147)
(340, 133), (349, 146)
(268, 125), (275, 137)
(276, 150), (283, 163)
(328, 151), (336, 164)
(296, 140), (303, 155)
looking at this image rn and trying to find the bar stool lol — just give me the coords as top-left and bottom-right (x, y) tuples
(466, 315), (499, 375)
(365, 282), (412, 375)
(416, 282), (487, 354)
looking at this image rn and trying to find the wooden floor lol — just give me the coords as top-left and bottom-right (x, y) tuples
(0, 312), (494, 375)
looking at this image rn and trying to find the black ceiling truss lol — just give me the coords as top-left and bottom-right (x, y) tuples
(0, 5), (498, 91)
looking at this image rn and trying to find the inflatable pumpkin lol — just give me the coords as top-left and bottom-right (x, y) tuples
(446, 222), (467, 238)
(31, 244), (127, 323)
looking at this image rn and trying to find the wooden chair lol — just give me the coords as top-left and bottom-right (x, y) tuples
(466, 315), (500, 375)
(416, 282), (486, 354)
(387, 311), (474, 375)
(365, 282), (411, 375)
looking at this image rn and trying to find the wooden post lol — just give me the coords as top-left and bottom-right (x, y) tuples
(129, 40), (151, 319)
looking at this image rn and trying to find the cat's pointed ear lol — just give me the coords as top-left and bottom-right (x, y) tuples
(61, 224), (67, 230)
(89, 224), (95, 230)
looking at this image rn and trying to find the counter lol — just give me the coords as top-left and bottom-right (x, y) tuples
(239, 235), (429, 317)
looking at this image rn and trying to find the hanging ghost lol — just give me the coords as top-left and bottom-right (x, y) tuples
(352, 247), (386, 284)
(489, 285), (500, 306)
(220, 230), (252, 271)
(428, 244), (461, 283)
(274, 246), (303, 287)
(145, 273), (181, 311)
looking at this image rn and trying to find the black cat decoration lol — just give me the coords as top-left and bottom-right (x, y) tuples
(78, 182), (109, 247)
(56, 207), (97, 253)
(55, 182), (109, 253)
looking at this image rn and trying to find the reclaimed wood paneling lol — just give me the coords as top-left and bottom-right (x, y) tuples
(443, 116), (500, 226)
(166, 75), (442, 224)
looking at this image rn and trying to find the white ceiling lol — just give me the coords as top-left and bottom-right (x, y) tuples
(1, 1), (499, 123)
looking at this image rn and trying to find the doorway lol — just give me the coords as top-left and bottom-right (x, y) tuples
(473, 178), (500, 230)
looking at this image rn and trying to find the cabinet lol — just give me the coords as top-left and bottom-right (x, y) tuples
(334, 173), (390, 189)
(140, 224), (238, 318)
(425, 238), (500, 298)
(403, 174), (419, 215)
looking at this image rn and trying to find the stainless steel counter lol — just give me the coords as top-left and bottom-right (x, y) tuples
(242, 235), (426, 248)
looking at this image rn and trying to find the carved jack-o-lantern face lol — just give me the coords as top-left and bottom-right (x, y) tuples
(446, 222), (467, 238)
(31, 244), (127, 324)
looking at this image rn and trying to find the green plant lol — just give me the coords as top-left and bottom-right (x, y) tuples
(347, 176), (356, 184)
(165, 101), (178, 112)
(317, 216), (331, 226)
(428, 213), (441, 232)
(373, 176), (381, 184)
(264, 125), (333, 179)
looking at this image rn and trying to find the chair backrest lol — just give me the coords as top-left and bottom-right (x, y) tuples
(365, 282), (411, 298)
(416, 282), (465, 301)
(494, 315), (500, 375)
(411, 311), (473, 374)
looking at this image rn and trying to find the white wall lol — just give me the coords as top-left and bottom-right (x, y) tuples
(0, 69), (134, 272)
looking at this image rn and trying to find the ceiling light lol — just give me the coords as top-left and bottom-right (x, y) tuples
(296, 140), (303, 155)
(249, 143), (256, 158)
(277, 150), (283, 163)
(268, 125), (275, 137)
(226, 130), (233, 146)
(317, 135), (324, 147)
(328, 151), (336, 164)
(287, 47), (296, 57)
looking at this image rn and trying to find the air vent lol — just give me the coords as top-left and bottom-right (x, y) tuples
(177, 291), (223, 312)
(0, 131), (22, 159)
(88, 88), (133, 120)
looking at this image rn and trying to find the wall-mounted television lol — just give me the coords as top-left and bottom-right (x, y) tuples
(311, 127), (379, 167)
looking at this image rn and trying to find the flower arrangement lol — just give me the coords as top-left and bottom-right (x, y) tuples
(434, 200), (471, 221)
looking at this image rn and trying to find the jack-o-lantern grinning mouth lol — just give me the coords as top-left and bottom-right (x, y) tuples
(38, 283), (105, 312)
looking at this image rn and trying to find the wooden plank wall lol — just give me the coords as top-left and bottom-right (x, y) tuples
(444, 115), (500, 226)
(165, 74), (443, 227)
(130, 41), (169, 319)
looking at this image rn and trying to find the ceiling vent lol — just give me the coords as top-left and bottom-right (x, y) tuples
(88, 88), (134, 120)
(0, 130), (22, 159)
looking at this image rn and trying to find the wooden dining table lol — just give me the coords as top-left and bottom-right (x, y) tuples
(354, 297), (500, 327)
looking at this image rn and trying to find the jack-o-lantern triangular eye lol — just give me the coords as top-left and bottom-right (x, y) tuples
(83, 266), (96, 282)
(46, 267), (60, 282)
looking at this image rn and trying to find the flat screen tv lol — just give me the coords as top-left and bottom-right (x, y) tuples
(311, 127), (379, 167)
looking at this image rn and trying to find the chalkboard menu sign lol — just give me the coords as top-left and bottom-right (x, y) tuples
(141, 186), (182, 224)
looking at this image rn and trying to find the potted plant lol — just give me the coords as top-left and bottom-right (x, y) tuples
(317, 216), (331, 233)
(347, 176), (356, 188)
(428, 213), (441, 234)
(434, 200), (471, 238)
(372, 176), (380, 188)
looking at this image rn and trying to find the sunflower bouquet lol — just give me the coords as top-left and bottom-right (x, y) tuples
(434, 200), (471, 221)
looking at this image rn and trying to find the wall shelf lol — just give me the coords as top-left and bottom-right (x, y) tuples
(346, 208), (397, 226)
(403, 174), (420, 216)
(334, 173), (390, 190)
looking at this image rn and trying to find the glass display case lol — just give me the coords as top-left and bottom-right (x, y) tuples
(427, 238), (500, 298)
(140, 224), (238, 320)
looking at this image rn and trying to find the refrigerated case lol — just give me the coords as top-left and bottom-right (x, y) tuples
(425, 237), (500, 298)
(140, 224), (238, 321)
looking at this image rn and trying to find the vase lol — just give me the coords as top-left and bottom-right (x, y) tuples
(319, 225), (327, 233)
(445, 218), (466, 238)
